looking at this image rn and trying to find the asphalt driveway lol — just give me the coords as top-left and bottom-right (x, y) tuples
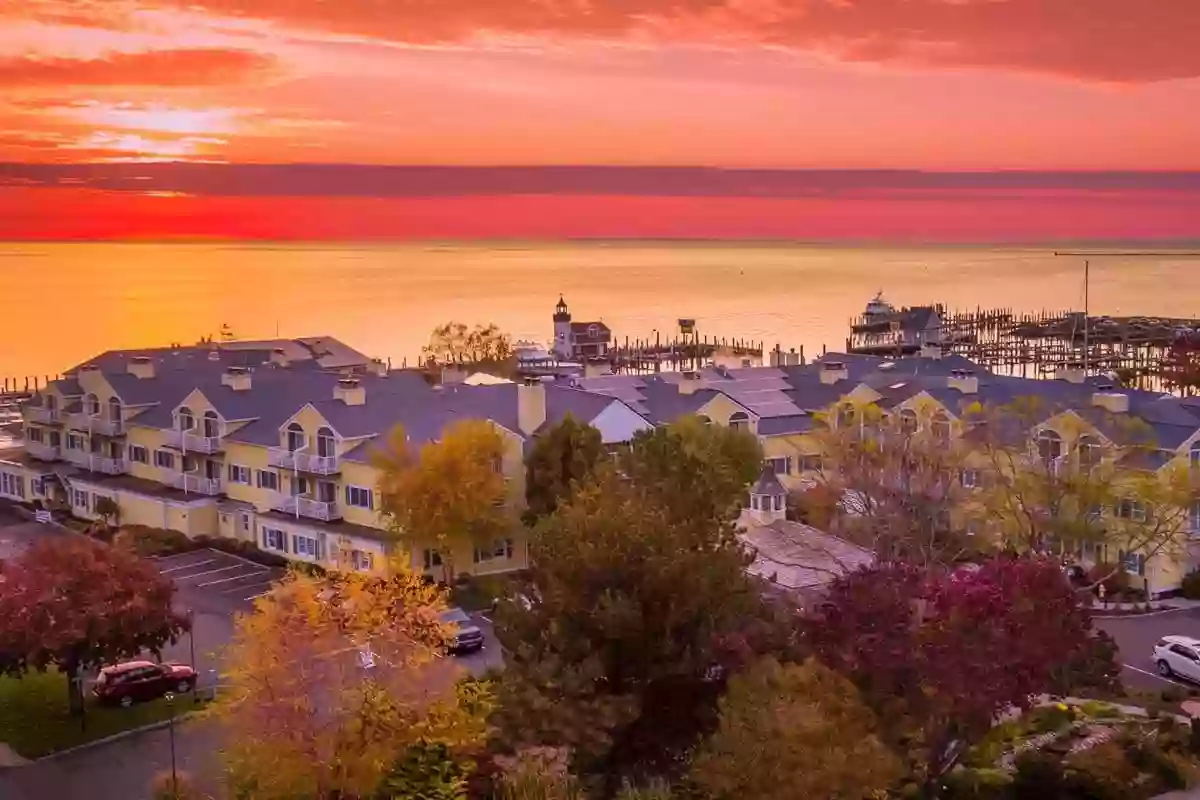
(1098, 608), (1200, 692)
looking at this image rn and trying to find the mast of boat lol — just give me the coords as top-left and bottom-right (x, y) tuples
(1083, 260), (1089, 375)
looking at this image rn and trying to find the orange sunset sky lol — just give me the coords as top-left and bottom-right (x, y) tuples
(2, 0), (1199, 240)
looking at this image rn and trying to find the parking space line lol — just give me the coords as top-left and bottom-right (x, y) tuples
(160, 559), (216, 574)
(175, 564), (252, 582)
(220, 578), (276, 595)
(245, 590), (271, 600)
(152, 551), (211, 564)
(198, 570), (267, 588)
(1124, 663), (1189, 687)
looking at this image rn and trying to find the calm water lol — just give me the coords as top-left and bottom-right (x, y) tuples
(2, 242), (1199, 380)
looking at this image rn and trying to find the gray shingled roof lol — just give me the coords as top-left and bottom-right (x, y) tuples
(751, 465), (787, 497)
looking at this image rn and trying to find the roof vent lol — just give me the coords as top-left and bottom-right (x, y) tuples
(820, 361), (849, 385)
(222, 366), (252, 391)
(127, 356), (155, 380)
(207, 351), (221, 362)
(270, 347), (291, 368)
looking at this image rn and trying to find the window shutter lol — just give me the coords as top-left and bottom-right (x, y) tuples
(368, 490), (374, 510)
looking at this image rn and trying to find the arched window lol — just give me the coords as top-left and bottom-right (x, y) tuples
(898, 408), (918, 435)
(695, 414), (712, 426)
(836, 403), (856, 429)
(1077, 434), (1102, 469)
(202, 410), (220, 438)
(587, 324), (598, 338)
(177, 406), (195, 431)
(1037, 428), (1063, 463)
(46, 394), (57, 411)
(729, 411), (750, 432)
(85, 393), (100, 416)
(931, 412), (952, 442)
(107, 396), (122, 422)
(286, 422), (305, 452)
(316, 426), (336, 458)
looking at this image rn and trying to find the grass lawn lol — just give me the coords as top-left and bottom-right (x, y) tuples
(0, 670), (206, 759)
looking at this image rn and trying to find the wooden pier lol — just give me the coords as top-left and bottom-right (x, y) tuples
(605, 334), (766, 375)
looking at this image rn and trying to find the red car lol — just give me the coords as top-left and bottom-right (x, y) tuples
(92, 660), (197, 707)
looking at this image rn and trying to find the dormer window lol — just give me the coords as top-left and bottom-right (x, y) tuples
(1191, 443), (1200, 470)
(85, 393), (100, 416)
(729, 411), (750, 432)
(1037, 428), (1063, 463)
(1077, 434), (1102, 469)
(587, 324), (598, 338)
(316, 427), (336, 458)
(286, 422), (305, 452)
(203, 410), (220, 438)
(836, 403), (855, 429)
(108, 396), (122, 422)
(899, 408), (918, 435)
(178, 406), (195, 431)
(931, 412), (952, 442)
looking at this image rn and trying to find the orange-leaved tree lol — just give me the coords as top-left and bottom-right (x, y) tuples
(213, 562), (493, 800)
(374, 420), (511, 583)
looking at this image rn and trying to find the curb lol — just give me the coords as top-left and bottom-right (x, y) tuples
(31, 707), (207, 764)
(1092, 606), (1184, 620)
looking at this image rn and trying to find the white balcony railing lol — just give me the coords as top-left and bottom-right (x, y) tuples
(25, 441), (61, 461)
(165, 430), (223, 454)
(94, 457), (127, 476)
(65, 413), (124, 436)
(267, 448), (340, 475)
(61, 449), (126, 474)
(272, 494), (340, 521)
(24, 406), (62, 425)
(171, 473), (222, 496)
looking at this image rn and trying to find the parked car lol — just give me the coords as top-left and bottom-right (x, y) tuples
(92, 660), (197, 707)
(1153, 636), (1200, 682)
(440, 607), (485, 655)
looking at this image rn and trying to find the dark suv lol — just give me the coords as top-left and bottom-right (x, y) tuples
(440, 607), (484, 655)
(92, 660), (197, 707)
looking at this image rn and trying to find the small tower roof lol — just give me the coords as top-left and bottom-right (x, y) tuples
(751, 465), (787, 497)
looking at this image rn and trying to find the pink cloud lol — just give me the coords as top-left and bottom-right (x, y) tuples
(133, 0), (1200, 82)
(0, 49), (276, 87)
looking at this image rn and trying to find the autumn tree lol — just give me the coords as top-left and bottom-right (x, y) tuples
(804, 556), (1115, 795)
(524, 415), (604, 520)
(93, 495), (120, 530)
(971, 397), (1193, 587)
(492, 464), (789, 794)
(0, 536), (190, 713)
(375, 419), (512, 583)
(618, 415), (763, 530)
(690, 657), (902, 800)
(214, 563), (492, 800)
(807, 400), (979, 569)
(423, 322), (515, 377)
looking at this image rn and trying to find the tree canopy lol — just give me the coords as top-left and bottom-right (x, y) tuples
(0, 536), (190, 712)
(374, 419), (512, 582)
(524, 415), (605, 520)
(214, 564), (492, 800)
(423, 322), (514, 368)
(493, 450), (787, 791)
(804, 556), (1115, 791)
(690, 657), (902, 800)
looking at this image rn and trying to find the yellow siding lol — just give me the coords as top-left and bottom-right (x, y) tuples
(340, 460), (385, 529)
(223, 442), (275, 511)
(283, 405), (337, 449)
(120, 494), (168, 528)
(126, 426), (171, 482)
(175, 388), (218, 418)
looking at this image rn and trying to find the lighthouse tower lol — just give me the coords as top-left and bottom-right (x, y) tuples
(552, 296), (572, 359)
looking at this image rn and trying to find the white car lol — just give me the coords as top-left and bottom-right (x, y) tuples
(1153, 635), (1200, 682)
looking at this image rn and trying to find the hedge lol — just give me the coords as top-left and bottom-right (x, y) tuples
(112, 525), (290, 569)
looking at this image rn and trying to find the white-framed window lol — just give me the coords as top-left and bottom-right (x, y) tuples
(898, 408), (919, 435)
(256, 470), (279, 491)
(292, 534), (318, 558)
(729, 411), (751, 432)
(128, 445), (148, 464)
(765, 457), (792, 476)
(423, 549), (443, 570)
(345, 485), (374, 509)
(177, 406), (195, 431)
(931, 412), (952, 442)
(73, 488), (88, 508)
(31, 477), (43, 495)
(67, 432), (85, 451)
(262, 527), (286, 551)
(474, 538), (515, 563)
(961, 469), (979, 488)
(240, 513), (250, 532)
(1115, 498), (1148, 522)
(799, 454), (823, 473)
(351, 549), (375, 571)
(1191, 444), (1200, 471)
(27, 426), (43, 444)
(154, 449), (175, 469)
(228, 464), (251, 484)
(1189, 501), (1200, 535)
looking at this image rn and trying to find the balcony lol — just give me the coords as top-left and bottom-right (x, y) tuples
(24, 406), (62, 425)
(272, 494), (341, 521)
(267, 448), (341, 475)
(94, 457), (127, 476)
(25, 441), (61, 461)
(65, 413), (124, 436)
(165, 430), (223, 454)
(171, 473), (222, 496)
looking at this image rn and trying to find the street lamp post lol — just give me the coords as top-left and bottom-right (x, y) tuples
(165, 692), (178, 796)
(186, 608), (198, 704)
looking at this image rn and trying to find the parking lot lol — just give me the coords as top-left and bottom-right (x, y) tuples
(150, 548), (287, 616)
